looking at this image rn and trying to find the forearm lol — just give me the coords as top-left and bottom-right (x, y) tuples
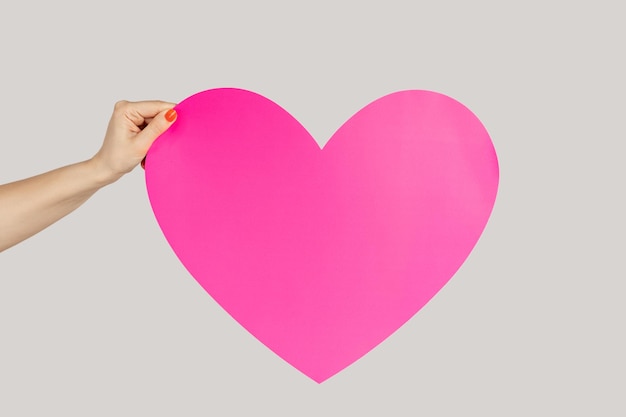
(0, 158), (116, 252)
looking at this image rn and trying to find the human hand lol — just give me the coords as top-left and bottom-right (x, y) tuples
(91, 100), (177, 184)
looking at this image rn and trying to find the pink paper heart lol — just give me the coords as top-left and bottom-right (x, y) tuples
(145, 88), (498, 382)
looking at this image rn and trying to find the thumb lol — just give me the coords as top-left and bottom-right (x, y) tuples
(137, 108), (177, 149)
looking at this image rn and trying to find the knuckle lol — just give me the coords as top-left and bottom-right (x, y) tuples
(114, 100), (129, 111)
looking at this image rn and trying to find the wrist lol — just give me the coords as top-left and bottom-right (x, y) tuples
(86, 155), (124, 187)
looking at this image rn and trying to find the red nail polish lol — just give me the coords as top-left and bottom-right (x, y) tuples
(141, 157), (146, 169)
(165, 108), (177, 122)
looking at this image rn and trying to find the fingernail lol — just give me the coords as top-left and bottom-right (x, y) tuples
(165, 108), (177, 122)
(141, 157), (146, 169)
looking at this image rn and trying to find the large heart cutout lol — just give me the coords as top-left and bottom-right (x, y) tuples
(145, 89), (498, 382)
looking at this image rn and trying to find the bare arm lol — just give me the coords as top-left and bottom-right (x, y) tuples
(0, 100), (177, 252)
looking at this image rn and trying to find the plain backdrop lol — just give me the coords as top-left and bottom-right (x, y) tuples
(1, 1), (624, 415)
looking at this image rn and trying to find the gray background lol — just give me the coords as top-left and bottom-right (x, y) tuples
(1, 0), (624, 415)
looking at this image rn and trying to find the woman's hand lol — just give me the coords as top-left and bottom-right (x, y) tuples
(0, 99), (177, 252)
(91, 100), (177, 184)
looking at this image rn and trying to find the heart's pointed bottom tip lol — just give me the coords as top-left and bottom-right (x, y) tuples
(304, 371), (334, 384)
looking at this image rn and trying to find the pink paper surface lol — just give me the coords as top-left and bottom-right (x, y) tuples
(145, 88), (499, 382)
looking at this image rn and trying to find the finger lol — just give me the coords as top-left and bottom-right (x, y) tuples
(136, 107), (177, 151)
(115, 100), (177, 127)
(130, 100), (177, 118)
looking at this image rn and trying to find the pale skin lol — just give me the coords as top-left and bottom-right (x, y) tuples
(0, 100), (177, 252)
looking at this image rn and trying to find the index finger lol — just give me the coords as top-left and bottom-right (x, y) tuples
(115, 100), (177, 123)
